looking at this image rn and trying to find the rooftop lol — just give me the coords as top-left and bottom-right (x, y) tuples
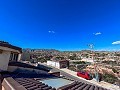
(58, 81), (108, 90)
(14, 78), (56, 90)
(1, 62), (110, 90)
(8, 61), (51, 72)
(0, 41), (22, 53)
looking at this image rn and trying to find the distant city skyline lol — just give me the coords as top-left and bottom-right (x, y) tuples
(0, 0), (120, 51)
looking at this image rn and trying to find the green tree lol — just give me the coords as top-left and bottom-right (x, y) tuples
(37, 57), (47, 63)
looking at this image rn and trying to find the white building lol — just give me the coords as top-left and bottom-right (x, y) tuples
(81, 58), (94, 63)
(0, 41), (22, 71)
(47, 60), (69, 69)
(47, 61), (60, 68)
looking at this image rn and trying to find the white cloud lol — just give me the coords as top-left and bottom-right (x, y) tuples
(112, 41), (120, 45)
(93, 32), (101, 35)
(48, 31), (55, 34)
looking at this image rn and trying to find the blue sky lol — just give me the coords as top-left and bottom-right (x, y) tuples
(0, 0), (120, 51)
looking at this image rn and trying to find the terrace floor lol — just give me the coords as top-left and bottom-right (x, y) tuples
(41, 78), (73, 89)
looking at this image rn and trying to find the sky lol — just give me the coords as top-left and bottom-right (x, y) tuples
(0, 0), (120, 51)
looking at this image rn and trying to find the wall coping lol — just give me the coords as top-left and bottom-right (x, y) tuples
(2, 77), (26, 90)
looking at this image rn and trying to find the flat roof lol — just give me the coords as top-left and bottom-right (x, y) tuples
(0, 41), (22, 53)
(41, 78), (73, 89)
(8, 62), (51, 72)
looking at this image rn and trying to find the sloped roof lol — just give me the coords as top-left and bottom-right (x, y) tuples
(1, 69), (57, 90)
(15, 78), (56, 90)
(58, 81), (108, 90)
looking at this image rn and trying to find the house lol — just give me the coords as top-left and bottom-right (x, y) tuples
(47, 60), (69, 69)
(81, 58), (94, 63)
(0, 41), (22, 71)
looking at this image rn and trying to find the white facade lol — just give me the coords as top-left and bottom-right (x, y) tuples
(18, 53), (22, 61)
(81, 58), (94, 63)
(0, 50), (11, 70)
(47, 61), (60, 68)
(0, 46), (21, 71)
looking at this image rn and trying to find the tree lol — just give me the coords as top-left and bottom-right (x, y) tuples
(112, 68), (118, 73)
(37, 57), (47, 63)
(56, 56), (64, 60)
(69, 54), (77, 60)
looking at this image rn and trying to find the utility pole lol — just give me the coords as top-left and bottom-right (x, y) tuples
(88, 44), (94, 61)
(88, 44), (99, 82)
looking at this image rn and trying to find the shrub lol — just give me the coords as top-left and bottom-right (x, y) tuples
(112, 68), (118, 73)
(103, 73), (118, 84)
(69, 65), (76, 71)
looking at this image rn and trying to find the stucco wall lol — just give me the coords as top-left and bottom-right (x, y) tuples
(55, 62), (60, 68)
(0, 51), (11, 70)
(2, 77), (27, 90)
(18, 54), (22, 61)
(0, 45), (22, 71)
(47, 61), (60, 68)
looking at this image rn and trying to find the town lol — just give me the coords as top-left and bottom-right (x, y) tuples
(0, 0), (120, 90)
(22, 48), (120, 84)
(0, 41), (119, 90)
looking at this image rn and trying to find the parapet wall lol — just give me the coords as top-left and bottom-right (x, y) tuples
(7, 66), (48, 74)
(2, 77), (26, 90)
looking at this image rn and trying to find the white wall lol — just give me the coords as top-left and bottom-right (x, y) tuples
(47, 61), (54, 66)
(18, 54), (22, 61)
(47, 61), (60, 68)
(0, 51), (11, 70)
(81, 58), (94, 63)
(0, 46), (21, 71)
(55, 62), (60, 68)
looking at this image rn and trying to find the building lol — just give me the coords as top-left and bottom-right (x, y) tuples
(81, 58), (94, 63)
(1, 61), (109, 90)
(0, 41), (22, 71)
(47, 60), (69, 69)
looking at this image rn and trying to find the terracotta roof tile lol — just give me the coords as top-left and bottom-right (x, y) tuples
(15, 78), (56, 90)
(58, 81), (108, 90)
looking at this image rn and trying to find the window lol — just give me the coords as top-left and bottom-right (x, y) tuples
(14, 54), (18, 61)
(9, 52), (19, 62)
(9, 53), (13, 61)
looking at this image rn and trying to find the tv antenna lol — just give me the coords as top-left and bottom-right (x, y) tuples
(88, 44), (99, 82)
